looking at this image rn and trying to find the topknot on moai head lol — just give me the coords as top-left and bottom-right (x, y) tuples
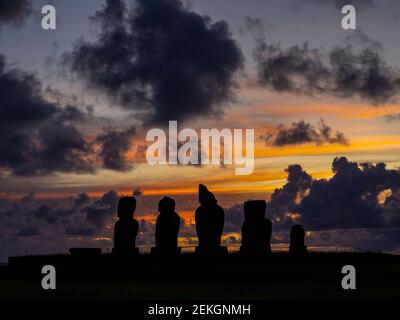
(198, 184), (216, 205)
(118, 196), (137, 220)
(244, 200), (266, 219)
(158, 196), (176, 213)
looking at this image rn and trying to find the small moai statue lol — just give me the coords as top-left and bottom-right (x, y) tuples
(112, 197), (139, 256)
(151, 196), (181, 256)
(195, 184), (227, 255)
(240, 200), (272, 255)
(289, 225), (308, 255)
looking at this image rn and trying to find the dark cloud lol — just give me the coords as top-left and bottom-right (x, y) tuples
(0, 0), (32, 26)
(0, 54), (141, 176)
(0, 54), (96, 176)
(65, 0), (243, 125)
(32, 204), (58, 224)
(260, 120), (349, 146)
(1, 190), (119, 238)
(330, 47), (400, 104)
(254, 42), (400, 104)
(83, 190), (119, 227)
(299, 158), (400, 230)
(133, 188), (143, 197)
(97, 127), (136, 171)
(241, 16), (267, 42)
(15, 226), (40, 237)
(268, 157), (400, 231)
(289, 0), (374, 10)
(65, 227), (96, 236)
(73, 193), (91, 207)
(224, 204), (244, 233)
(343, 30), (383, 52)
(0, 190), (130, 261)
(267, 164), (313, 229)
(135, 145), (148, 160)
(384, 113), (400, 122)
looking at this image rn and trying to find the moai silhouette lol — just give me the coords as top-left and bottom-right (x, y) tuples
(289, 224), (308, 255)
(112, 197), (139, 256)
(240, 200), (272, 255)
(195, 184), (226, 255)
(151, 196), (181, 256)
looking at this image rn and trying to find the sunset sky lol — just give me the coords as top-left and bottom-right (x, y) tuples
(1, 0), (400, 262)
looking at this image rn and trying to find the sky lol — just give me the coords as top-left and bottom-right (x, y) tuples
(0, 0), (400, 262)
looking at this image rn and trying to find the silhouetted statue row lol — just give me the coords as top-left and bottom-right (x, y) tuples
(113, 184), (307, 257)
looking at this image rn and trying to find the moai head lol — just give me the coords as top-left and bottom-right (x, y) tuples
(118, 197), (137, 220)
(291, 225), (305, 243)
(244, 200), (266, 220)
(198, 184), (216, 205)
(158, 196), (176, 213)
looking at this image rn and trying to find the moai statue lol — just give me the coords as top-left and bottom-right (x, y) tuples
(113, 197), (139, 256)
(240, 200), (272, 255)
(195, 184), (226, 255)
(289, 225), (308, 255)
(152, 196), (181, 256)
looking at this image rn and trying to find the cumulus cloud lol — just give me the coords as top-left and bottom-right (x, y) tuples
(267, 164), (313, 228)
(268, 157), (400, 231)
(15, 226), (40, 237)
(0, 190), (119, 252)
(73, 193), (91, 207)
(83, 190), (119, 227)
(0, 0), (32, 26)
(254, 42), (400, 104)
(259, 120), (349, 146)
(0, 54), (96, 176)
(0, 190), (124, 261)
(224, 204), (245, 233)
(65, 0), (243, 125)
(0, 54), (143, 176)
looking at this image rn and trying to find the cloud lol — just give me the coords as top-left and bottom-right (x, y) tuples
(0, 190), (123, 261)
(1, 190), (119, 238)
(64, 227), (96, 236)
(83, 190), (119, 227)
(260, 119), (349, 146)
(65, 0), (243, 125)
(254, 42), (400, 104)
(133, 188), (143, 197)
(343, 29), (383, 52)
(0, 0), (32, 26)
(0, 54), (96, 176)
(0, 54), (142, 176)
(224, 204), (244, 233)
(96, 126), (136, 171)
(15, 226), (40, 237)
(384, 113), (400, 122)
(32, 204), (59, 224)
(267, 157), (400, 231)
(266, 164), (313, 229)
(73, 193), (91, 207)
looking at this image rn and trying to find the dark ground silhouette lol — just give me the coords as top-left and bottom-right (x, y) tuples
(2, 252), (400, 300)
